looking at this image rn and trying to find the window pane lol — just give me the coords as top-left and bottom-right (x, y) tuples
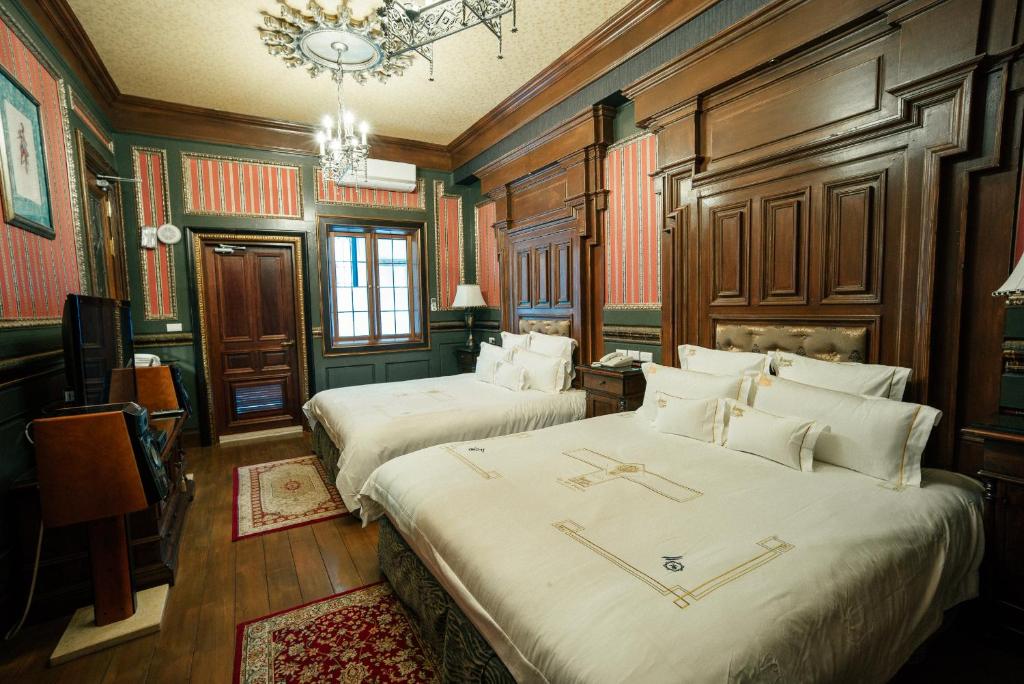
(353, 287), (368, 312)
(395, 312), (410, 335)
(378, 263), (393, 287)
(390, 239), (408, 262)
(338, 312), (354, 338)
(379, 287), (394, 311)
(378, 238), (392, 260)
(380, 311), (395, 336)
(355, 237), (366, 261)
(392, 287), (409, 313)
(337, 259), (354, 286)
(354, 311), (370, 337)
(336, 287), (353, 313)
(393, 266), (408, 287)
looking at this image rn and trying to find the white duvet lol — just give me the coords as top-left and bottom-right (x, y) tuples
(303, 373), (585, 511)
(359, 412), (985, 684)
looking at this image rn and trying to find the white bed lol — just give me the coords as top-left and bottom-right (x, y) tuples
(304, 372), (585, 511)
(359, 411), (985, 684)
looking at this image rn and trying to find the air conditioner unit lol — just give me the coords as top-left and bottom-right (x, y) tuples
(336, 159), (418, 192)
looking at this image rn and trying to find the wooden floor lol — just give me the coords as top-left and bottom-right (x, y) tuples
(0, 434), (380, 683)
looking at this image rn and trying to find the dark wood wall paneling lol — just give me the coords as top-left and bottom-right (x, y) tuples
(623, 0), (1024, 472)
(478, 106), (614, 365)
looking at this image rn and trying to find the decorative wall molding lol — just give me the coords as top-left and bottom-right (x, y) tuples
(181, 152), (303, 219)
(315, 172), (425, 211)
(131, 146), (177, 320)
(433, 180), (464, 311)
(0, 5), (85, 328)
(68, 89), (113, 152)
(133, 332), (194, 347)
(604, 133), (660, 308)
(603, 324), (661, 345)
(474, 201), (500, 308)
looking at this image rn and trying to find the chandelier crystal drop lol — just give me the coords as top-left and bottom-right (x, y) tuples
(316, 70), (371, 185)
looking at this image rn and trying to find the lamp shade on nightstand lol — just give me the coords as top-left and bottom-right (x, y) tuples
(452, 283), (486, 308)
(995, 254), (1024, 296)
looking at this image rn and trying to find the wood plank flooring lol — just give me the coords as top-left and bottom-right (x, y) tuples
(0, 434), (380, 683)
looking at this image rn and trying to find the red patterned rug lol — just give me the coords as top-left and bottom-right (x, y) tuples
(234, 581), (438, 683)
(233, 455), (346, 540)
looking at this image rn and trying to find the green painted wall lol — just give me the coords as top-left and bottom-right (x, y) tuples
(114, 133), (483, 438)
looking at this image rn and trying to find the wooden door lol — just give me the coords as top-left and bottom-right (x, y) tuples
(78, 135), (128, 299)
(199, 239), (303, 437)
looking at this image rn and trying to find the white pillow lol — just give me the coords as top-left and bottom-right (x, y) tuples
(638, 363), (753, 423)
(493, 361), (526, 391)
(501, 331), (530, 352)
(653, 393), (722, 443)
(718, 399), (826, 472)
(751, 375), (940, 487)
(678, 344), (770, 376)
(770, 351), (911, 400)
(513, 349), (568, 394)
(475, 342), (512, 383)
(528, 331), (576, 390)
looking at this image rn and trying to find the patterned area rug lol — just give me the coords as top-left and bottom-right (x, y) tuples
(234, 582), (438, 683)
(233, 455), (346, 540)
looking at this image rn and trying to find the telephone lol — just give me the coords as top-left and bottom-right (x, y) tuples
(594, 352), (633, 369)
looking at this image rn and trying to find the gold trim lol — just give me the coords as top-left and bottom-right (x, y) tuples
(432, 180), (464, 311)
(133, 332), (194, 346)
(131, 146), (178, 320)
(554, 520), (793, 610)
(473, 199), (500, 310)
(68, 90), (114, 153)
(191, 232), (310, 441)
(180, 151), (304, 220)
(603, 324), (661, 344)
(604, 304), (662, 311)
(315, 174), (427, 211)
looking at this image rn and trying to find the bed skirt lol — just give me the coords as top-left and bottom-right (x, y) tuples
(378, 516), (515, 683)
(311, 422), (341, 483)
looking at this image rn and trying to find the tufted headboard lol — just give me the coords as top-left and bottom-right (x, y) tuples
(714, 324), (868, 362)
(518, 318), (572, 338)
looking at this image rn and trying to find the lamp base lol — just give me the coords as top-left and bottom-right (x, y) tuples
(49, 584), (169, 665)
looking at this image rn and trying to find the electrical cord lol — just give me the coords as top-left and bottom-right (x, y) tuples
(4, 517), (43, 641)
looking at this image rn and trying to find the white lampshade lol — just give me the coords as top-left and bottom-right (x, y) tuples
(452, 283), (486, 308)
(995, 254), (1024, 296)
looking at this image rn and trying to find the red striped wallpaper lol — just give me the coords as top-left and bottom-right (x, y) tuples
(0, 16), (83, 326)
(604, 134), (660, 308)
(474, 201), (500, 307)
(182, 153), (302, 219)
(132, 147), (176, 320)
(434, 181), (464, 310)
(315, 170), (425, 210)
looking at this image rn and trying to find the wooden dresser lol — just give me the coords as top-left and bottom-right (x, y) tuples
(576, 364), (645, 418)
(962, 415), (1024, 637)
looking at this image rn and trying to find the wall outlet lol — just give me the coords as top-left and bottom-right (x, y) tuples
(627, 349), (641, 360)
(430, 297), (438, 312)
(639, 351), (653, 362)
(488, 336), (496, 344)
(166, 322), (183, 332)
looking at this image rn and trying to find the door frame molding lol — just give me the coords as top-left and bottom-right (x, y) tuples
(77, 129), (129, 298)
(185, 227), (313, 444)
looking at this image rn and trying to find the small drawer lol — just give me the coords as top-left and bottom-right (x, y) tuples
(583, 372), (624, 395)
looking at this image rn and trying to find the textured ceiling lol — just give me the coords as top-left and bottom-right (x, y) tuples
(68, 0), (633, 144)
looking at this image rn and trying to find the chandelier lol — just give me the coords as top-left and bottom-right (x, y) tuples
(316, 71), (371, 185)
(259, 0), (518, 83)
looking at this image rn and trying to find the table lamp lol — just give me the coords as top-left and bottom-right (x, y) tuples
(452, 283), (486, 348)
(995, 253), (1024, 413)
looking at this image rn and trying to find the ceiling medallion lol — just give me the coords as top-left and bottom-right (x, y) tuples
(259, 0), (518, 84)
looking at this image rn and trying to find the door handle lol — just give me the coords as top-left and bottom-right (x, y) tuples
(280, 340), (295, 347)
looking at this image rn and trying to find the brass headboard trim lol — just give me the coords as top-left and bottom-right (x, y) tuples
(714, 323), (869, 363)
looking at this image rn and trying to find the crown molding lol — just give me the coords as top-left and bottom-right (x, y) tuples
(447, 0), (720, 170)
(25, 0), (719, 175)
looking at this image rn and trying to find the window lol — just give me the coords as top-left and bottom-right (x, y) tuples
(321, 218), (427, 353)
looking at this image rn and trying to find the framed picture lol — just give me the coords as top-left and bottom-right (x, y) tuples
(0, 64), (52, 238)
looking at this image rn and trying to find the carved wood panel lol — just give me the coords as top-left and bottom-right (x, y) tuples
(533, 245), (551, 308)
(707, 200), (750, 305)
(822, 173), (884, 304)
(760, 189), (809, 305)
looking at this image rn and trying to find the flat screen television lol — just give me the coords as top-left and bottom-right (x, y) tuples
(62, 294), (135, 405)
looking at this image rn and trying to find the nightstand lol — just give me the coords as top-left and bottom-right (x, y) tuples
(576, 364), (645, 418)
(962, 415), (1024, 637)
(454, 346), (478, 373)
